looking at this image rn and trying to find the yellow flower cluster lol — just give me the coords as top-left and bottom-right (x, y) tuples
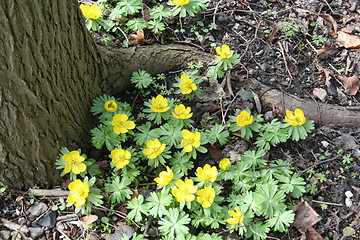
(179, 74), (197, 95)
(143, 139), (166, 159)
(226, 207), (245, 225)
(150, 95), (171, 113)
(111, 114), (136, 135)
(214, 44), (234, 59)
(67, 179), (89, 207)
(63, 151), (87, 174)
(104, 100), (118, 112)
(172, 104), (193, 119)
(197, 164), (218, 182)
(154, 166), (174, 186)
(196, 187), (216, 208)
(236, 111), (254, 127)
(111, 149), (131, 169)
(219, 158), (231, 171)
(79, 4), (102, 20)
(170, 0), (190, 6)
(285, 109), (306, 126)
(172, 179), (198, 202)
(180, 129), (201, 152)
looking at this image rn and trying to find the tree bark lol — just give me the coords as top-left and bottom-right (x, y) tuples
(0, 0), (105, 189)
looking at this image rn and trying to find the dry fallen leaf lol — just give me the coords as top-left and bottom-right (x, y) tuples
(338, 75), (359, 95)
(293, 199), (323, 240)
(320, 14), (337, 37)
(312, 88), (327, 102)
(81, 215), (98, 225)
(336, 30), (360, 49)
(129, 30), (144, 45)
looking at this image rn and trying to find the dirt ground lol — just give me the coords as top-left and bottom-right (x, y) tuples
(1, 0), (359, 239)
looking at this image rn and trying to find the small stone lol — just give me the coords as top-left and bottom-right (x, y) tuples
(29, 227), (44, 239)
(36, 211), (57, 228)
(0, 230), (11, 239)
(238, 90), (253, 101)
(107, 225), (135, 240)
(27, 202), (48, 218)
(321, 141), (329, 148)
(345, 197), (353, 207)
(345, 191), (353, 198)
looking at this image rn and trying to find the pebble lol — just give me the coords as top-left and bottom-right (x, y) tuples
(26, 202), (48, 218)
(345, 191), (353, 198)
(321, 141), (330, 148)
(29, 227), (44, 239)
(36, 211), (57, 228)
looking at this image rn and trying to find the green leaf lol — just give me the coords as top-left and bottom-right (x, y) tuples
(169, 151), (194, 176)
(105, 177), (133, 203)
(130, 70), (154, 89)
(133, 122), (161, 145)
(204, 124), (229, 145)
(91, 124), (120, 151)
(266, 210), (295, 232)
(150, 5), (172, 21)
(126, 194), (150, 222)
(241, 149), (267, 169)
(146, 189), (172, 218)
(254, 183), (286, 218)
(244, 221), (270, 240)
(277, 174), (306, 198)
(126, 18), (147, 31)
(159, 122), (183, 147)
(158, 208), (190, 238)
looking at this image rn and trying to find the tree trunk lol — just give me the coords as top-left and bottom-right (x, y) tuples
(0, 0), (105, 189)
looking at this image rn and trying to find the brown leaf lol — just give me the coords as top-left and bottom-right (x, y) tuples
(81, 215), (98, 225)
(129, 30), (144, 45)
(293, 199), (323, 240)
(312, 88), (327, 102)
(336, 30), (360, 49)
(319, 14), (337, 37)
(338, 75), (359, 95)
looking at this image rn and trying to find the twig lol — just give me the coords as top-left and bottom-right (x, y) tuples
(298, 153), (342, 175)
(312, 199), (344, 207)
(212, 0), (223, 25)
(277, 41), (294, 89)
(94, 205), (140, 228)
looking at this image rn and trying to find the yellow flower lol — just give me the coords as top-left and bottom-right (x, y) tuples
(63, 151), (87, 174)
(170, 0), (190, 6)
(214, 44), (234, 59)
(172, 104), (193, 119)
(285, 109), (306, 126)
(79, 4), (102, 20)
(143, 139), (166, 159)
(111, 149), (131, 169)
(226, 207), (245, 225)
(149, 95), (171, 113)
(104, 100), (118, 112)
(180, 129), (201, 152)
(236, 111), (254, 127)
(196, 187), (216, 208)
(219, 158), (231, 171)
(111, 114), (136, 135)
(172, 179), (198, 202)
(67, 179), (89, 207)
(154, 166), (174, 186)
(197, 164), (218, 182)
(179, 74), (197, 94)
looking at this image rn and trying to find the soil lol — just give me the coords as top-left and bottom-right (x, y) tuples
(1, 0), (359, 239)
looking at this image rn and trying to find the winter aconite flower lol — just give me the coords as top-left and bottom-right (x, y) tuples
(196, 187), (216, 208)
(197, 164), (218, 182)
(172, 179), (198, 202)
(111, 114), (136, 135)
(111, 149), (131, 169)
(80, 4), (102, 20)
(180, 129), (201, 152)
(170, 0), (190, 6)
(236, 111), (254, 127)
(214, 44), (234, 59)
(285, 109), (306, 126)
(179, 74), (197, 94)
(149, 95), (171, 113)
(219, 158), (231, 171)
(172, 104), (193, 119)
(226, 207), (245, 225)
(104, 100), (118, 112)
(143, 139), (166, 159)
(63, 151), (87, 174)
(67, 179), (89, 207)
(154, 166), (174, 186)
